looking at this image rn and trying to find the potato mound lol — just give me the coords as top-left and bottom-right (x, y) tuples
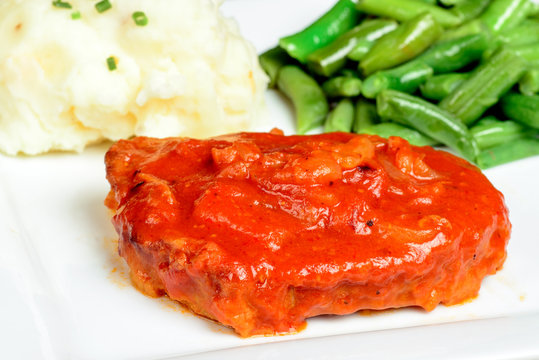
(0, 0), (267, 155)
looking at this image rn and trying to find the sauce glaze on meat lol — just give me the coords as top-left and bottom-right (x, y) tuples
(105, 131), (510, 337)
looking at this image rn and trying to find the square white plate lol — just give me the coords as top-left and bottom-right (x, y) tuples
(1, 1), (538, 359)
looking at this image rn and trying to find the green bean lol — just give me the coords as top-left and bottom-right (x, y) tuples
(362, 62), (433, 99)
(475, 116), (500, 125)
(511, 43), (539, 67)
(355, 0), (462, 27)
(519, 68), (539, 95)
(362, 33), (488, 98)
(360, 13), (443, 76)
(480, 0), (532, 33)
(322, 76), (363, 97)
(338, 68), (362, 78)
(307, 19), (398, 77)
(500, 92), (539, 129)
(499, 20), (539, 46)
(451, 0), (492, 23)
(439, 48), (527, 125)
(325, 98), (355, 132)
(277, 65), (329, 134)
(260, 0), (539, 168)
(438, 19), (491, 42)
(259, 47), (293, 88)
(416, 33), (490, 73)
(476, 137), (539, 168)
(353, 98), (380, 133)
(470, 119), (537, 149)
(530, 1), (539, 16)
(346, 21), (401, 61)
(279, 0), (361, 63)
(377, 90), (478, 160)
(420, 73), (470, 101)
(361, 122), (439, 146)
(483, 22), (539, 59)
(348, 39), (376, 61)
(440, 0), (467, 6)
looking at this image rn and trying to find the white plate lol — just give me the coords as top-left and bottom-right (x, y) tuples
(1, 1), (539, 359)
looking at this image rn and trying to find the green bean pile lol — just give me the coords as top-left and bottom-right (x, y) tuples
(260, 0), (539, 168)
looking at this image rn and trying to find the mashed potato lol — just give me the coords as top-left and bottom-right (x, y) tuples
(0, 0), (268, 155)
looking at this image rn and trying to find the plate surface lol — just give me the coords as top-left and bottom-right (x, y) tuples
(1, 1), (539, 359)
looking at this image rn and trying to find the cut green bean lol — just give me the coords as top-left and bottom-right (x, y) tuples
(440, 0), (467, 6)
(451, 0), (492, 23)
(322, 76), (363, 97)
(353, 99), (380, 133)
(361, 122), (439, 146)
(476, 137), (539, 168)
(439, 48), (527, 125)
(530, 1), (539, 16)
(377, 90), (479, 160)
(259, 47), (293, 88)
(420, 73), (470, 101)
(482, 22), (539, 59)
(499, 20), (539, 46)
(438, 19), (491, 42)
(260, 0), (539, 168)
(325, 98), (355, 132)
(348, 39), (376, 61)
(338, 69), (361, 78)
(277, 65), (329, 134)
(475, 116), (500, 125)
(470, 119), (537, 149)
(500, 93), (539, 129)
(511, 43), (539, 67)
(280, 0), (361, 63)
(362, 62), (433, 99)
(307, 19), (398, 77)
(480, 0), (531, 33)
(362, 33), (488, 98)
(360, 13), (443, 76)
(519, 69), (539, 95)
(416, 33), (490, 73)
(355, 0), (462, 27)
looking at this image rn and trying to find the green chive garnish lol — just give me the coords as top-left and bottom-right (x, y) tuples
(132, 11), (148, 26)
(71, 11), (81, 20)
(107, 56), (117, 71)
(52, 1), (72, 9)
(95, 0), (112, 13)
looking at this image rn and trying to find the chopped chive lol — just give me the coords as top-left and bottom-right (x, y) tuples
(95, 0), (112, 13)
(132, 11), (148, 26)
(107, 56), (117, 71)
(52, 1), (72, 9)
(71, 11), (81, 20)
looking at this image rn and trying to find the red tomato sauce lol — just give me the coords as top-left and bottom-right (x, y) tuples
(105, 130), (510, 336)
